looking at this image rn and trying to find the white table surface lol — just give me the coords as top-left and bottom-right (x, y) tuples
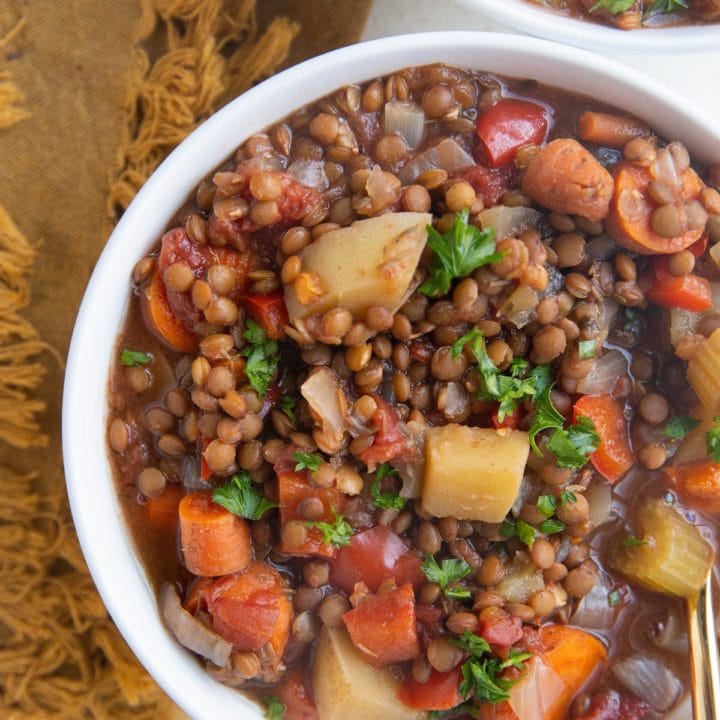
(363, 0), (720, 117)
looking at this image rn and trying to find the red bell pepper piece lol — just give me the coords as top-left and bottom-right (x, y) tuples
(478, 607), (523, 647)
(573, 394), (634, 484)
(491, 405), (522, 431)
(243, 290), (289, 340)
(342, 584), (419, 667)
(647, 273), (712, 312)
(397, 667), (463, 711)
(475, 99), (549, 168)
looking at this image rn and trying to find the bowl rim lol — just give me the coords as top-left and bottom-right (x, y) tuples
(62, 30), (720, 720)
(458, 0), (720, 53)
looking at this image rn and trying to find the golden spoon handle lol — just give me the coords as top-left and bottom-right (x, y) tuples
(688, 577), (720, 720)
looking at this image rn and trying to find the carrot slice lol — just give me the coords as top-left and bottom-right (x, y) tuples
(206, 562), (292, 659)
(178, 490), (252, 576)
(607, 161), (704, 255)
(573, 395), (634, 484)
(144, 482), (184, 533)
(577, 111), (650, 149)
(141, 269), (199, 353)
(666, 460), (720, 513)
(342, 584), (418, 667)
(647, 273), (712, 312)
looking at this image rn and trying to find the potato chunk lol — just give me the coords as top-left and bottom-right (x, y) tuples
(284, 212), (431, 323)
(311, 626), (424, 720)
(422, 424), (529, 522)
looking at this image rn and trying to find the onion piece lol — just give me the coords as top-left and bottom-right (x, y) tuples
(366, 165), (400, 211)
(611, 654), (682, 711)
(508, 656), (566, 720)
(576, 349), (627, 395)
(394, 420), (426, 499)
(585, 233), (618, 260)
(286, 159), (328, 191)
(497, 284), (539, 329)
(571, 571), (617, 631)
(478, 206), (541, 240)
(669, 282), (720, 347)
(384, 100), (425, 149)
(301, 367), (347, 449)
(650, 147), (682, 190)
(665, 694), (692, 720)
(399, 138), (473, 185)
(585, 479), (613, 527)
(159, 583), (232, 668)
(648, 611), (688, 655)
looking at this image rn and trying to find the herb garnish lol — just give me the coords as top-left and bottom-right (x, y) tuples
(293, 451), (323, 473)
(662, 415), (700, 440)
(500, 517), (537, 547)
(420, 210), (504, 297)
(622, 534), (648, 548)
(120, 349), (152, 366)
(706, 417), (720, 462)
(608, 589), (621, 607)
(212, 472), (278, 520)
(370, 463), (406, 511)
(279, 395), (297, 423)
(589, 0), (634, 13)
(578, 339), (596, 360)
(649, 0), (688, 14)
(305, 511), (353, 548)
(263, 695), (284, 720)
(241, 320), (279, 398)
(536, 494), (557, 518)
(421, 554), (473, 599)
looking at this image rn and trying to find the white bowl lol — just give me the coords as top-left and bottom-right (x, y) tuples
(459, 0), (720, 53)
(63, 31), (720, 720)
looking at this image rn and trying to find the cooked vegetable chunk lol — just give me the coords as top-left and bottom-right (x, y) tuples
(688, 327), (720, 414)
(611, 499), (712, 598)
(520, 138), (613, 222)
(284, 212), (431, 323)
(311, 626), (425, 720)
(422, 424), (529, 522)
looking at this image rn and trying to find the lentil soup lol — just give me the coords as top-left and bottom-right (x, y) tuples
(107, 62), (720, 719)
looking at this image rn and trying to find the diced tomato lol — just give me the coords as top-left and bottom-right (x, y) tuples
(397, 667), (463, 711)
(157, 227), (250, 331)
(478, 607), (523, 647)
(666, 460), (720, 513)
(328, 525), (425, 593)
(491, 405), (522, 431)
(574, 690), (652, 720)
(243, 290), (289, 340)
(688, 235), (708, 258)
(184, 576), (213, 615)
(648, 273), (712, 312)
(475, 99), (549, 168)
(276, 460), (344, 558)
(573, 394), (634, 483)
(205, 562), (292, 659)
(455, 163), (518, 206)
(342, 584), (418, 667)
(358, 398), (412, 471)
(272, 670), (319, 720)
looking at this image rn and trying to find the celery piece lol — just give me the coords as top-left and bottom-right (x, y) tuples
(611, 499), (712, 599)
(688, 328), (720, 416)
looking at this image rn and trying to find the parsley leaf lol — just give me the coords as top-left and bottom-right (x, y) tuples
(536, 495), (557, 518)
(560, 491), (577, 509)
(453, 631), (492, 656)
(500, 518), (536, 547)
(446, 586), (473, 600)
(608, 589), (621, 607)
(429, 701), (478, 720)
(370, 463), (406, 511)
(622, 534), (648, 548)
(420, 210), (503, 297)
(279, 395), (297, 423)
(650, 0), (688, 13)
(528, 383), (564, 454)
(538, 518), (566, 535)
(421, 554), (473, 596)
(501, 649), (533, 670)
(589, 0), (634, 14)
(578, 339), (596, 360)
(241, 320), (279, 398)
(120, 349), (152, 366)
(305, 511), (353, 547)
(293, 451), (323, 472)
(263, 695), (284, 720)
(662, 415), (699, 440)
(547, 416), (600, 469)
(212, 472), (278, 520)
(706, 417), (720, 462)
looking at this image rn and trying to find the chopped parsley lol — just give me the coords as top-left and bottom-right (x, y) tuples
(546, 416), (600, 469)
(622, 534), (648, 548)
(608, 589), (622, 607)
(370, 463), (406, 511)
(212, 472), (278, 520)
(578, 339), (596, 360)
(263, 695), (284, 720)
(421, 554), (473, 598)
(536, 494), (557, 518)
(305, 511), (353, 547)
(452, 327), (553, 422)
(662, 415), (700, 440)
(241, 320), (279, 398)
(120, 349), (152, 366)
(279, 395), (297, 423)
(293, 451), (323, 473)
(649, 0), (688, 14)
(420, 210), (504, 297)
(706, 417), (720, 462)
(528, 383), (565, 454)
(500, 517), (537, 547)
(589, 0), (634, 13)
(538, 518), (566, 535)
(452, 632), (532, 706)
(560, 491), (577, 509)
